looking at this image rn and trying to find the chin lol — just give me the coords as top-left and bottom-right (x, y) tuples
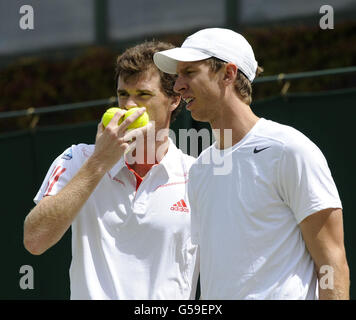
(190, 110), (208, 123)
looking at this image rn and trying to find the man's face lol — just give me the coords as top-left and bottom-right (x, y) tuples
(117, 67), (179, 132)
(174, 60), (222, 122)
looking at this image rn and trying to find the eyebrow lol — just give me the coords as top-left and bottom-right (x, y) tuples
(177, 65), (196, 74)
(117, 89), (154, 95)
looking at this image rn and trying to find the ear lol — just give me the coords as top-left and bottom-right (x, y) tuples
(169, 95), (181, 112)
(222, 63), (238, 86)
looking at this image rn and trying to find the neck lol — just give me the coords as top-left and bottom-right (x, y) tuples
(210, 97), (259, 149)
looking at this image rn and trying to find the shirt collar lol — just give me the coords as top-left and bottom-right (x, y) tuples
(159, 138), (185, 177)
(108, 156), (126, 178)
(108, 138), (186, 178)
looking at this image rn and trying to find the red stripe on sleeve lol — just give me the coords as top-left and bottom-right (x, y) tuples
(44, 166), (66, 196)
(44, 166), (60, 196)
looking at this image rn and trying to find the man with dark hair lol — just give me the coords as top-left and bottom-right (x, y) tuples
(115, 41), (184, 124)
(154, 28), (349, 300)
(24, 41), (199, 300)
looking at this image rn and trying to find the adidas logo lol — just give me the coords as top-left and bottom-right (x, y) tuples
(170, 199), (189, 213)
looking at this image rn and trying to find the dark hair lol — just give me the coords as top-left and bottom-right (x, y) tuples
(115, 41), (183, 124)
(205, 57), (263, 105)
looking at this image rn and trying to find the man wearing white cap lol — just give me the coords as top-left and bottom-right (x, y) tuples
(154, 28), (349, 300)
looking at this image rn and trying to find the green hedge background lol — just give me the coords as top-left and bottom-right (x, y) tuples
(1, 21), (355, 134)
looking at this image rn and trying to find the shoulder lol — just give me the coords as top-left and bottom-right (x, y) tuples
(180, 150), (196, 164)
(188, 145), (214, 177)
(255, 119), (321, 156)
(162, 140), (197, 177)
(168, 138), (196, 164)
(195, 144), (214, 162)
(257, 120), (329, 183)
(73, 143), (95, 159)
(176, 146), (197, 171)
(57, 143), (95, 166)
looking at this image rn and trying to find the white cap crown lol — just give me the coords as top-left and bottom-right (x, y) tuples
(154, 28), (258, 82)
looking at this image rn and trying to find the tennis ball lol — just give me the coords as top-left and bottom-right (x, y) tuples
(102, 107), (121, 127)
(102, 107), (149, 130)
(119, 107), (149, 130)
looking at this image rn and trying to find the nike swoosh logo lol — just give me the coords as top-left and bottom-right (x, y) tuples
(253, 146), (271, 154)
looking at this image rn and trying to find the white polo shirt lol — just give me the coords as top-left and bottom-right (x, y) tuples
(34, 139), (199, 300)
(188, 118), (342, 300)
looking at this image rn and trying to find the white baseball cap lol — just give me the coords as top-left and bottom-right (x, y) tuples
(153, 28), (258, 82)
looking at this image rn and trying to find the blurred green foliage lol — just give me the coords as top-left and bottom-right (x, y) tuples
(0, 21), (355, 133)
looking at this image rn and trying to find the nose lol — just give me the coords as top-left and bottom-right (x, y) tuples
(173, 76), (188, 95)
(123, 97), (139, 110)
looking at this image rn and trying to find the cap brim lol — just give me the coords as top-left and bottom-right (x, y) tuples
(153, 48), (211, 74)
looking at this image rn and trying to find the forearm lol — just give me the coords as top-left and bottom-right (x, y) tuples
(317, 257), (350, 300)
(24, 155), (106, 255)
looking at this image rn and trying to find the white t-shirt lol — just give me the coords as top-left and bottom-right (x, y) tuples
(188, 118), (342, 300)
(34, 139), (199, 300)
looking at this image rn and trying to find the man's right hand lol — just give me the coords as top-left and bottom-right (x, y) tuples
(92, 107), (148, 173)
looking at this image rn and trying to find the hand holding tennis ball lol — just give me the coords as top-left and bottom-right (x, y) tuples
(102, 107), (149, 130)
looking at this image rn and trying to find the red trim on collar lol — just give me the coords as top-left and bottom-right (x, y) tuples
(125, 162), (143, 191)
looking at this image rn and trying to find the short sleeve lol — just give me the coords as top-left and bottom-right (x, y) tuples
(277, 137), (342, 224)
(33, 145), (81, 203)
